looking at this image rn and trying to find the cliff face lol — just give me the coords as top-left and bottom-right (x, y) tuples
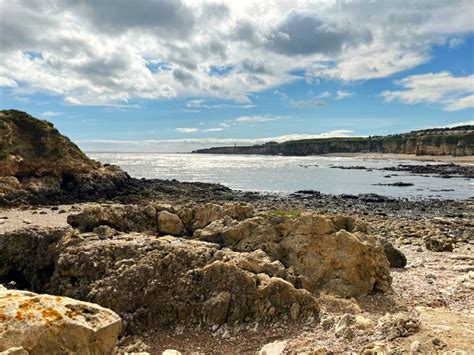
(0, 110), (98, 178)
(194, 126), (474, 156)
(0, 110), (129, 205)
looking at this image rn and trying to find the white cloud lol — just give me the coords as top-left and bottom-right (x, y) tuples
(175, 126), (225, 133)
(235, 115), (287, 123)
(289, 100), (327, 108)
(315, 91), (331, 99)
(381, 72), (474, 111)
(203, 127), (224, 132)
(0, 1), (473, 105)
(77, 130), (356, 152)
(443, 95), (474, 112)
(175, 128), (200, 133)
(0, 76), (18, 87)
(448, 37), (464, 48)
(41, 111), (62, 117)
(335, 90), (353, 100)
(428, 120), (474, 128)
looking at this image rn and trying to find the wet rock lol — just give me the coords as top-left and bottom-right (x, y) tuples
(0, 288), (121, 354)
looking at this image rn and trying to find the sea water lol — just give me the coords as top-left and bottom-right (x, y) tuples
(88, 152), (473, 200)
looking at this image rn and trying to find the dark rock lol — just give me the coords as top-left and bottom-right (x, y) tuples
(379, 239), (407, 268)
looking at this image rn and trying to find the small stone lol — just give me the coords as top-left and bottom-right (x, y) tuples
(410, 340), (421, 352)
(290, 302), (300, 320)
(259, 340), (287, 355)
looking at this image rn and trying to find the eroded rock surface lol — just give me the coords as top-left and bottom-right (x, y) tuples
(0, 110), (130, 206)
(0, 287), (121, 354)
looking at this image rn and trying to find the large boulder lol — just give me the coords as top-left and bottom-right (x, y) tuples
(194, 212), (392, 297)
(0, 287), (121, 354)
(157, 210), (184, 236)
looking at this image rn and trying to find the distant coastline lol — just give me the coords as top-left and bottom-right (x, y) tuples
(193, 125), (474, 157)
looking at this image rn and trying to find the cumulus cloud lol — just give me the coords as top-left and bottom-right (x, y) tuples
(0, 0), (473, 106)
(0, 76), (18, 87)
(381, 72), (474, 111)
(263, 10), (372, 56)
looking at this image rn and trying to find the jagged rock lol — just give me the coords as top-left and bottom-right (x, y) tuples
(157, 211), (184, 236)
(180, 202), (253, 231)
(195, 212), (392, 297)
(380, 239), (407, 268)
(0, 227), (319, 334)
(0, 288), (121, 354)
(67, 204), (157, 233)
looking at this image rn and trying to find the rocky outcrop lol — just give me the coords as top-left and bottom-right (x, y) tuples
(0, 227), (318, 334)
(0, 203), (394, 334)
(0, 287), (121, 354)
(194, 211), (392, 297)
(0, 110), (130, 206)
(193, 125), (474, 156)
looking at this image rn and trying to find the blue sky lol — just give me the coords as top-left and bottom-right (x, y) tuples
(0, 0), (473, 152)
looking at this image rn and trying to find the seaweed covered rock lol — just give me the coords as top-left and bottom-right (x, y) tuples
(0, 288), (121, 354)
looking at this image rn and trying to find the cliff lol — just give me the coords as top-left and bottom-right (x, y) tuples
(0, 109), (129, 205)
(193, 126), (474, 156)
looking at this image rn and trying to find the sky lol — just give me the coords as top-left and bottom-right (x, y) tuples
(0, 0), (473, 152)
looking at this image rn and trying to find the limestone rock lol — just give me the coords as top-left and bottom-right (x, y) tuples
(0, 289), (121, 354)
(157, 211), (184, 236)
(0, 227), (318, 334)
(259, 340), (287, 355)
(195, 211), (392, 297)
(68, 204), (157, 233)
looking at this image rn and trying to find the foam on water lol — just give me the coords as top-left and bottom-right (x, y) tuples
(89, 152), (473, 200)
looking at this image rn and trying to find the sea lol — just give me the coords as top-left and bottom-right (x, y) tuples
(88, 152), (473, 200)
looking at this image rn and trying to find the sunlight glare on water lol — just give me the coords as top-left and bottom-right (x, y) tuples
(89, 152), (473, 200)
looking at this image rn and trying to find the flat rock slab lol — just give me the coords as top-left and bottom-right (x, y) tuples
(0, 288), (121, 354)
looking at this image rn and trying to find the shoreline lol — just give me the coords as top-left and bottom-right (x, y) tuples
(321, 152), (474, 164)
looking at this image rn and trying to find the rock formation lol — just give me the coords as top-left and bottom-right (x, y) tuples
(0, 110), (130, 206)
(0, 203), (394, 335)
(0, 286), (121, 354)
